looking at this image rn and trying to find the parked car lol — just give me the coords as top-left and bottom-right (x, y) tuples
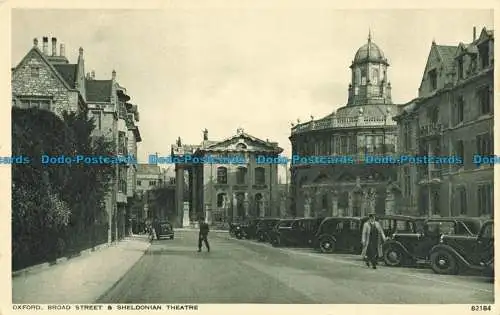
(155, 220), (174, 240)
(255, 218), (281, 242)
(316, 215), (422, 254)
(236, 218), (262, 239)
(268, 219), (296, 245)
(429, 220), (493, 277)
(271, 217), (324, 247)
(382, 217), (484, 267)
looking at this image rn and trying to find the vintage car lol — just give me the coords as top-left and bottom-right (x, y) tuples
(382, 217), (484, 267)
(155, 220), (174, 240)
(316, 215), (423, 254)
(255, 218), (281, 242)
(271, 217), (325, 247)
(267, 219), (297, 245)
(429, 220), (493, 277)
(235, 218), (261, 239)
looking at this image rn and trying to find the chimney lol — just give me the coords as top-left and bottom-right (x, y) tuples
(86, 72), (91, 80)
(51, 37), (57, 56)
(473, 26), (477, 41)
(91, 70), (95, 80)
(112, 70), (116, 80)
(42, 37), (48, 54)
(60, 43), (65, 57)
(78, 47), (83, 59)
(33, 38), (38, 47)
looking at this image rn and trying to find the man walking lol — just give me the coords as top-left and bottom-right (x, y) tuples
(361, 213), (387, 269)
(198, 217), (210, 252)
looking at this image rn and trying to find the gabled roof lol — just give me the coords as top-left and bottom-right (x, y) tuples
(86, 79), (113, 102)
(434, 44), (457, 72)
(203, 130), (283, 153)
(53, 64), (78, 88)
(136, 164), (162, 175)
(12, 47), (75, 91)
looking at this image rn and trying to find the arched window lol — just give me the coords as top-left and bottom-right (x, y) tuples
(236, 167), (247, 184)
(355, 68), (361, 84)
(255, 193), (263, 217)
(217, 193), (226, 208)
(361, 68), (367, 85)
(255, 167), (265, 185)
(372, 69), (379, 84)
(322, 195), (328, 210)
(236, 143), (247, 150)
(217, 167), (227, 184)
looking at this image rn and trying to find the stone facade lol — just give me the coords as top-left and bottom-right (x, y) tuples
(12, 37), (86, 117)
(394, 27), (494, 219)
(170, 128), (283, 227)
(289, 32), (401, 218)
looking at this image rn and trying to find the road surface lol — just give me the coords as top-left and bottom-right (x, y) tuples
(97, 230), (494, 304)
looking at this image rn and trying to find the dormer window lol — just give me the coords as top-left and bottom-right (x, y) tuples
(470, 54), (477, 73)
(457, 57), (464, 79)
(428, 69), (437, 90)
(478, 42), (490, 69)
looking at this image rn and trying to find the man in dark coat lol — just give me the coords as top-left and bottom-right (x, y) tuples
(198, 217), (210, 252)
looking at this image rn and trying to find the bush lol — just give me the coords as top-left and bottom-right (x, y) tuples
(12, 108), (115, 270)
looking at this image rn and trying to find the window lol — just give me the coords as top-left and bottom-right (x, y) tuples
(30, 66), (39, 78)
(454, 140), (464, 166)
(254, 167), (265, 185)
(470, 54), (477, 73)
(403, 167), (411, 197)
(477, 86), (492, 115)
(338, 191), (349, 209)
(374, 135), (383, 154)
(457, 57), (464, 79)
(361, 68), (367, 85)
(136, 180), (142, 186)
(19, 98), (51, 111)
(428, 69), (437, 90)
(456, 187), (467, 215)
(372, 69), (379, 84)
(217, 167), (227, 184)
(91, 110), (102, 130)
(365, 135), (374, 153)
(476, 134), (493, 156)
(118, 131), (127, 155)
(149, 180), (156, 186)
(454, 97), (464, 125)
(478, 42), (490, 69)
(236, 167), (247, 185)
(322, 195), (328, 210)
(349, 136), (357, 154)
(236, 143), (247, 150)
(217, 193), (226, 208)
(427, 106), (439, 123)
(478, 184), (493, 216)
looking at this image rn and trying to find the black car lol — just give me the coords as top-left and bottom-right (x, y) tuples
(382, 217), (484, 267)
(271, 217), (324, 247)
(236, 218), (262, 239)
(255, 218), (281, 242)
(268, 219), (296, 244)
(316, 215), (422, 254)
(430, 220), (493, 277)
(155, 221), (174, 240)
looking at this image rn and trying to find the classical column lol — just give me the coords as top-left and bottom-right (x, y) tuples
(331, 189), (338, 217)
(369, 188), (377, 214)
(347, 191), (353, 217)
(304, 190), (311, 218)
(244, 192), (249, 217)
(205, 204), (212, 225)
(232, 193), (237, 220)
(175, 165), (184, 228)
(385, 188), (395, 215)
(191, 167), (198, 221)
(188, 168), (194, 224)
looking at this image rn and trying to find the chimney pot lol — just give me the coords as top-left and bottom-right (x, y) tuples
(473, 26), (477, 41)
(60, 43), (65, 57)
(51, 37), (57, 56)
(112, 70), (116, 80)
(91, 70), (95, 80)
(79, 47), (83, 58)
(33, 38), (38, 47)
(42, 37), (49, 55)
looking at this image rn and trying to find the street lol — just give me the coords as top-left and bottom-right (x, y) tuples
(97, 230), (494, 304)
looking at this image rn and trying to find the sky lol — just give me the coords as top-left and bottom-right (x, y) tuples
(11, 8), (493, 180)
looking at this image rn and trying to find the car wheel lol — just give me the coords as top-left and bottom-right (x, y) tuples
(319, 236), (336, 253)
(235, 231), (243, 239)
(430, 250), (458, 275)
(384, 245), (404, 267)
(257, 232), (266, 242)
(170, 235), (174, 240)
(271, 236), (281, 247)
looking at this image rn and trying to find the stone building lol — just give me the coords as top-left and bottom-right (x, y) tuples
(394, 27), (494, 218)
(170, 128), (283, 227)
(11, 37), (87, 115)
(86, 70), (137, 241)
(125, 104), (141, 235)
(289, 32), (401, 218)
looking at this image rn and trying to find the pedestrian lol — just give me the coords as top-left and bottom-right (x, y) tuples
(198, 217), (210, 252)
(361, 213), (387, 269)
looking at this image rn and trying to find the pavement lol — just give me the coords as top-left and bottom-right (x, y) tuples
(96, 230), (494, 304)
(12, 235), (151, 304)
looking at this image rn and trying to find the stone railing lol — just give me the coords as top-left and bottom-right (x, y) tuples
(419, 122), (447, 138)
(291, 116), (395, 134)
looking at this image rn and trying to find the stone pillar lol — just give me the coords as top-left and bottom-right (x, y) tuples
(232, 193), (237, 220)
(347, 191), (353, 217)
(385, 188), (395, 215)
(205, 204), (212, 225)
(369, 188), (377, 214)
(191, 168), (197, 221)
(183, 201), (190, 227)
(244, 192), (249, 217)
(304, 190), (312, 218)
(175, 166), (184, 227)
(331, 190), (338, 217)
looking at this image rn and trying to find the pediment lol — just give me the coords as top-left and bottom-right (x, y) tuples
(205, 132), (281, 153)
